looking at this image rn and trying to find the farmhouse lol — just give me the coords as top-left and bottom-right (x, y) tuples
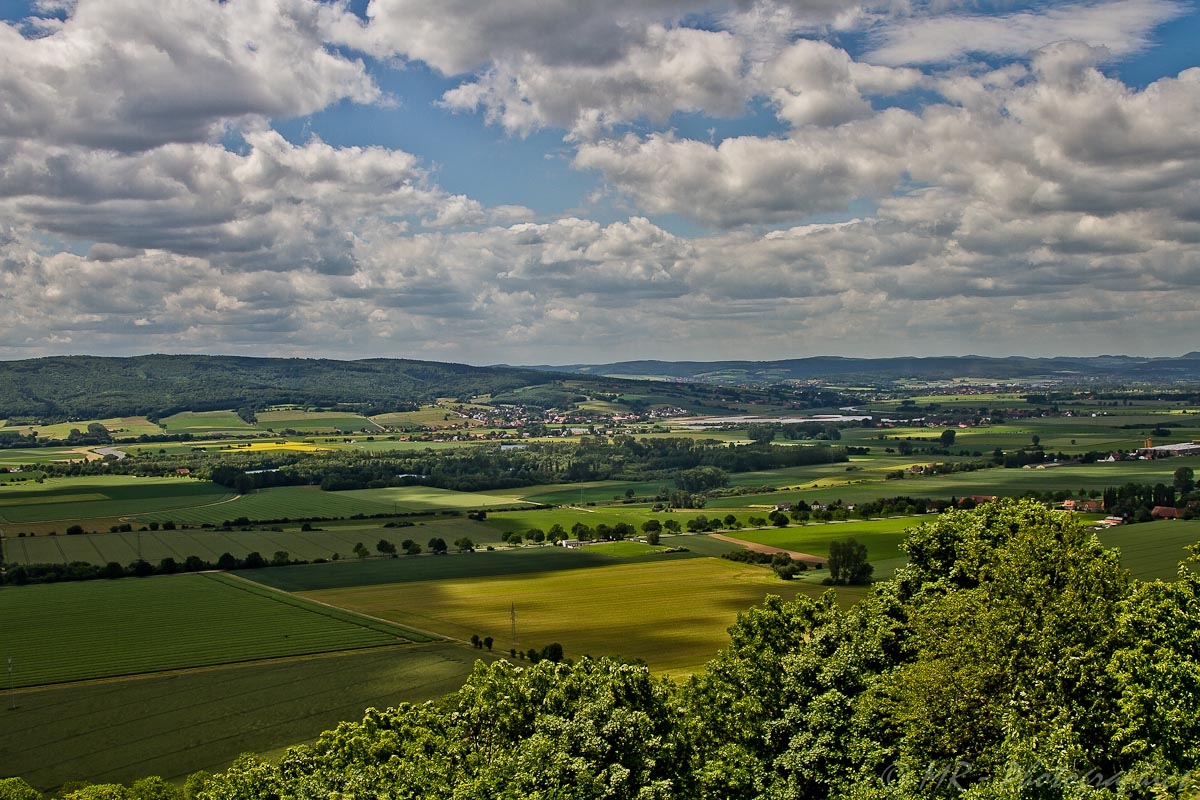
(1151, 506), (1181, 519)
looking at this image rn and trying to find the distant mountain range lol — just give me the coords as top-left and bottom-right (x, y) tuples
(521, 354), (1200, 384)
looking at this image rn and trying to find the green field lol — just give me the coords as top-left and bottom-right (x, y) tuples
(723, 516), (924, 562)
(0, 476), (232, 527)
(245, 543), (707, 592)
(301, 558), (867, 675)
(0, 573), (430, 687)
(1098, 520), (1200, 581)
(2, 643), (483, 793)
(159, 410), (257, 435)
(3, 526), (432, 566)
(257, 410), (383, 433)
(0, 446), (120, 466)
(701, 459), (1199, 509)
(1, 416), (163, 440)
(132, 484), (532, 526)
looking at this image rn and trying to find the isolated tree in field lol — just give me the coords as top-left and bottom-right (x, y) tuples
(376, 539), (396, 554)
(1174, 466), (1195, 495)
(646, 531), (661, 545)
(428, 537), (448, 555)
(454, 537), (475, 552)
(483, 636), (493, 651)
(940, 428), (956, 447)
(352, 542), (370, 559)
(641, 519), (662, 535)
(826, 537), (872, 585)
(470, 634), (482, 649)
(663, 519), (681, 533)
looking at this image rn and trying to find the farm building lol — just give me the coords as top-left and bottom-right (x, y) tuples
(1151, 506), (1182, 519)
(1137, 441), (1200, 457)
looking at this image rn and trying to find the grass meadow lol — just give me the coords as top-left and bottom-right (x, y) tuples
(0, 572), (429, 688)
(1, 643), (482, 794)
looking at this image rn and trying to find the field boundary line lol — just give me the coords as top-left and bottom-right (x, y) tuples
(212, 571), (452, 645)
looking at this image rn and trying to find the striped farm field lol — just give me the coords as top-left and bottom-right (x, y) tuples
(0, 572), (431, 688)
(300, 557), (868, 675)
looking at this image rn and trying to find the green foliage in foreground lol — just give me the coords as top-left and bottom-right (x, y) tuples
(155, 501), (1200, 799)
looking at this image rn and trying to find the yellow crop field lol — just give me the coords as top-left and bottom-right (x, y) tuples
(303, 558), (865, 676)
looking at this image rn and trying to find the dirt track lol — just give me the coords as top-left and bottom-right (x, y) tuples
(710, 533), (825, 564)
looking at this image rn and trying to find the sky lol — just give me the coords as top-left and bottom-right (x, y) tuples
(0, 0), (1197, 365)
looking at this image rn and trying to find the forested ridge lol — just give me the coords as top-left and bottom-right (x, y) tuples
(0, 355), (563, 419)
(8, 500), (1196, 799)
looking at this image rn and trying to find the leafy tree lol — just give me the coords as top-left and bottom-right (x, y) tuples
(677, 466), (729, 493)
(1174, 466), (1195, 495)
(454, 537), (475, 552)
(483, 636), (494, 651)
(243, 551), (267, 569)
(0, 777), (41, 800)
(939, 428), (956, 447)
(215, 552), (237, 570)
(376, 539), (396, 554)
(746, 423), (776, 445)
(826, 538), (872, 585)
(647, 531), (661, 546)
(428, 537), (448, 555)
